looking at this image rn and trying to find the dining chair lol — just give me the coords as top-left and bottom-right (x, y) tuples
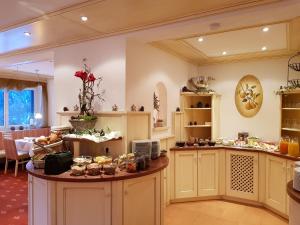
(4, 138), (29, 177)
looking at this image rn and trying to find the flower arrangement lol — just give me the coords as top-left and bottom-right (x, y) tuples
(72, 58), (105, 121)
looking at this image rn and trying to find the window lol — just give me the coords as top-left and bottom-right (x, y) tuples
(8, 90), (34, 125)
(0, 90), (4, 126)
(0, 89), (35, 128)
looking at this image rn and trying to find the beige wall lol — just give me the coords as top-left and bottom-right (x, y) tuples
(126, 40), (197, 137)
(52, 36), (126, 125)
(195, 58), (288, 141)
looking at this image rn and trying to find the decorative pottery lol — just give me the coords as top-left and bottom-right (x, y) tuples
(235, 75), (263, 117)
(69, 119), (97, 131)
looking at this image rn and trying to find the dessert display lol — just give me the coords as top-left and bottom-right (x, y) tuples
(86, 163), (101, 176)
(103, 163), (117, 175)
(71, 165), (86, 176)
(73, 156), (92, 165)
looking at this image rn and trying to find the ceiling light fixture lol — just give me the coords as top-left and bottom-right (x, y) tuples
(24, 32), (31, 36)
(261, 46), (267, 51)
(222, 51), (227, 55)
(81, 16), (88, 22)
(262, 27), (269, 32)
(198, 37), (204, 42)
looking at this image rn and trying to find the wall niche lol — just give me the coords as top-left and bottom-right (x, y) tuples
(153, 82), (167, 129)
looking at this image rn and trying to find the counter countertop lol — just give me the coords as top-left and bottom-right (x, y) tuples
(287, 181), (300, 204)
(26, 156), (168, 182)
(170, 145), (300, 161)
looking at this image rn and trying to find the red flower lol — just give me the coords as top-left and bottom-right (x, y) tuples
(88, 73), (96, 82)
(74, 71), (88, 81)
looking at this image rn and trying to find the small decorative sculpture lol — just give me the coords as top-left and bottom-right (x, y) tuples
(112, 104), (118, 111)
(131, 104), (137, 111)
(73, 104), (79, 111)
(176, 107), (180, 112)
(139, 106), (145, 111)
(63, 107), (69, 111)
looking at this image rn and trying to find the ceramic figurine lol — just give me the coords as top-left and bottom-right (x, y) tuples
(194, 121), (197, 125)
(139, 106), (145, 111)
(131, 104), (137, 111)
(63, 107), (69, 111)
(112, 104), (118, 111)
(197, 102), (203, 108)
(176, 107), (180, 112)
(73, 104), (79, 111)
(205, 103), (210, 108)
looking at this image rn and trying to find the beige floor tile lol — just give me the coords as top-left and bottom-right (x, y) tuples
(165, 200), (288, 225)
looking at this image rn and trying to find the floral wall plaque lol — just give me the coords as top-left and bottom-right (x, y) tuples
(235, 74), (263, 117)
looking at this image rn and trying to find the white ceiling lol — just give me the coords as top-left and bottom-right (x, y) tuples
(0, 0), (88, 30)
(184, 23), (288, 57)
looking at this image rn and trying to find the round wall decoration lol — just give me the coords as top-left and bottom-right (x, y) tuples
(235, 74), (263, 117)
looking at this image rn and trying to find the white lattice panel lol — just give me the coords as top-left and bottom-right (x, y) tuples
(230, 154), (254, 193)
(226, 151), (258, 201)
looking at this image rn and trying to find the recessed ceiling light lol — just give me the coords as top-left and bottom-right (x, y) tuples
(81, 16), (88, 22)
(198, 37), (204, 42)
(261, 46), (267, 51)
(24, 32), (31, 36)
(262, 27), (269, 32)
(222, 51), (227, 55)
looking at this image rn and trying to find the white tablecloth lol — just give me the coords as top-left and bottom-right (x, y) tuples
(15, 138), (35, 156)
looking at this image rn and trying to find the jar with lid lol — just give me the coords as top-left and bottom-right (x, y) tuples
(279, 136), (289, 154)
(288, 137), (299, 157)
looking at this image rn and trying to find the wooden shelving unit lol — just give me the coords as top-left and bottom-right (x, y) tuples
(280, 91), (300, 141)
(178, 92), (219, 141)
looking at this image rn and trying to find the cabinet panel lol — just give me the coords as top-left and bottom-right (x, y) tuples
(198, 150), (219, 196)
(175, 151), (198, 198)
(226, 151), (258, 201)
(265, 155), (287, 214)
(123, 173), (160, 225)
(286, 160), (295, 216)
(56, 182), (111, 225)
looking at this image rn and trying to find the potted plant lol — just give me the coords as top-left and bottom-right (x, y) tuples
(69, 58), (105, 131)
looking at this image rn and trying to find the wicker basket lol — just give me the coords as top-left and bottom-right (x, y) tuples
(69, 119), (97, 131)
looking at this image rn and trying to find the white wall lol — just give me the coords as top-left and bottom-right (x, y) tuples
(52, 36), (126, 124)
(126, 40), (197, 137)
(196, 58), (288, 141)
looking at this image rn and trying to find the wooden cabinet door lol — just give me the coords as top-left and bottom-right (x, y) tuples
(123, 173), (161, 225)
(265, 155), (287, 214)
(175, 150), (198, 198)
(286, 160), (295, 216)
(198, 150), (219, 196)
(226, 151), (259, 201)
(56, 182), (111, 225)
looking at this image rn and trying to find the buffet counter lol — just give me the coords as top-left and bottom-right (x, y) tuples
(27, 157), (168, 225)
(287, 181), (300, 225)
(170, 145), (300, 161)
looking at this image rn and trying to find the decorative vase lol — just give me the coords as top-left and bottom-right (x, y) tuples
(69, 119), (97, 131)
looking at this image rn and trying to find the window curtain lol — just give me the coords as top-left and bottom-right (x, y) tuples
(0, 78), (48, 127)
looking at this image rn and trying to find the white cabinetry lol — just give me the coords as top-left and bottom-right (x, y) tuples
(123, 173), (161, 225)
(198, 150), (219, 196)
(56, 182), (111, 225)
(226, 151), (258, 201)
(265, 155), (287, 214)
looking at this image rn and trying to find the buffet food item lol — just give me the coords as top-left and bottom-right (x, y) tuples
(71, 165), (86, 176)
(103, 163), (117, 175)
(35, 131), (63, 145)
(73, 156), (92, 165)
(280, 137), (289, 154)
(126, 160), (137, 173)
(32, 152), (48, 169)
(94, 156), (112, 165)
(86, 163), (101, 176)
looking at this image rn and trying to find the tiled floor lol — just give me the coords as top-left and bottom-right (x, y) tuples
(0, 169), (28, 225)
(165, 200), (288, 225)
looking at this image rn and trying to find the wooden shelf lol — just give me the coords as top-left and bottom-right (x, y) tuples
(153, 126), (169, 132)
(282, 128), (300, 132)
(184, 108), (211, 110)
(180, 92), (215, 97)
(184, 125), (211, 128)
(282, 108), (300, 110)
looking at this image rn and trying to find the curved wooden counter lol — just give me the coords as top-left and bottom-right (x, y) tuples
(26, 156), (168, 182)
(27, 157), (168, 225)
(287, 181), (300, 225)
(287, 181), (300, 204)
(170, 145), (300, 161)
